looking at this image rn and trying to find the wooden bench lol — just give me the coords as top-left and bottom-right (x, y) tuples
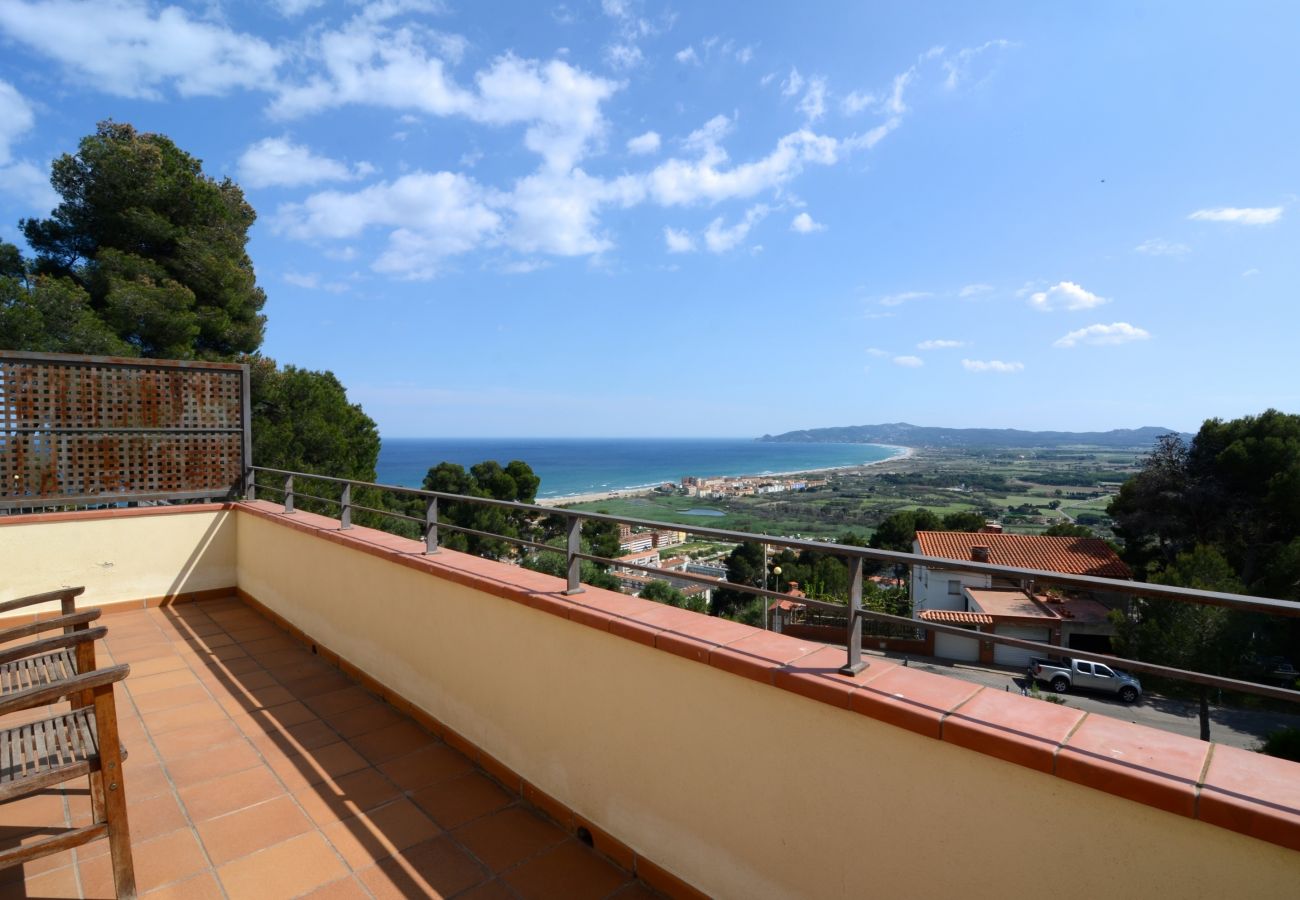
(0, 589), (136, 897)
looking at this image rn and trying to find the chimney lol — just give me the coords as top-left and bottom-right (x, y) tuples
(786, 581), (799, 593)
(971, 545), (991, 563)
(979, 522), (1003, 534)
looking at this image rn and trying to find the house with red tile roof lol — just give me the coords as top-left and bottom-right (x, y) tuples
(911, 531), (1130, 665)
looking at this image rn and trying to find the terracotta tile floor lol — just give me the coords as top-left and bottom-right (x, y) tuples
(0, 598), (656, 899)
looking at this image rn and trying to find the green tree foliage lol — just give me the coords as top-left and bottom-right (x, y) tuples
(868, 508), (985, 553)
(1043, 522), (1096, 538)
(422, 460), (541, 559)
(640, 579), (708, 613)
(712, 541), (767, 616)
(1111, 546), (1250, 740)
(17, 121), (265, 359)
(0, 252), (129, 354)
(250, 358), (380, 482)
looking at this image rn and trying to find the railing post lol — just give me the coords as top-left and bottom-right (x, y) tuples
(424, 498), (439, 554)
(339, 482), (352, 530)
(840, 555), (869, 675)
(244, 468), (256, 502)
(564, 515), (584, 595)
(283, 475), (294, 514)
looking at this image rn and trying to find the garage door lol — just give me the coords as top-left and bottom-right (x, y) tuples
(994, 626), (1050, 667)
(935, 629), (980, 662)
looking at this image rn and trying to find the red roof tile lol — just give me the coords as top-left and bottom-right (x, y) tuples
(918, 610), (994, 625)
(914, 532), (1131, 579)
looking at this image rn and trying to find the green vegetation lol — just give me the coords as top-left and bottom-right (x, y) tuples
(1108, 411), (1300, 740)
(1257, 727), (1300, 763)
(0, 122), (382, 500)
(561, 446), (1143, 542)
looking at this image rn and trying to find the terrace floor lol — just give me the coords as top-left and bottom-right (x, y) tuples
(0, 598), (657, 899)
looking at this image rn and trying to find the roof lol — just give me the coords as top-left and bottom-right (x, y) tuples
(914, 532), (1131, 579)
(918, 610), (994, 625)
(966, 588), (1054, 620)
(1040, 594), (1113, 625)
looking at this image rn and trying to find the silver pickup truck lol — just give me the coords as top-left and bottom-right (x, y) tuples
(1028, 657), (1142, 703)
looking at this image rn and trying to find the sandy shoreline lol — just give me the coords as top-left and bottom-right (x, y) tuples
(537, 445), (916, 508)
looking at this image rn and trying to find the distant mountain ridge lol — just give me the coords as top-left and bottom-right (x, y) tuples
(758, 422), (1190, 449)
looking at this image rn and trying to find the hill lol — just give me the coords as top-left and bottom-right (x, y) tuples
(758, 423), (1188, 449)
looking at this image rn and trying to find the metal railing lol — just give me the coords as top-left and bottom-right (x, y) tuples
(246, 466), (1300, 705)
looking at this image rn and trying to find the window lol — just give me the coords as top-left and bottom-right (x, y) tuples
(1094, 665), (1114, 679)
(947, 580), (962, 596)
(1076, 662), (1093, 675)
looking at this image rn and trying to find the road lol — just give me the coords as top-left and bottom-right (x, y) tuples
(858, 648), (1300, 749)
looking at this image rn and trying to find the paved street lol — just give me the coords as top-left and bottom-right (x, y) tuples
(859, 649), (1300, 749)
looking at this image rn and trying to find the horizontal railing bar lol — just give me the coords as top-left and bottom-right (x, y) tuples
(849, 607), (1300, 704)
(432, 520), (554, 554)
(579, 555), (724, 591)
(289, 490), (341, 507)
(0, 350), (246, 372)
(0, 489), (231, 510)
(346, 503), (424, 525)
(247, 466), (1300, 619)
(2, 427), (244, 434)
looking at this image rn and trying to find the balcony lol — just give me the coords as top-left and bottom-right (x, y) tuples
(1, 500), (1297, 898)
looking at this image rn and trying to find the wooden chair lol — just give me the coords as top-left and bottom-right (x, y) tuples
(0, 591), (136, 898)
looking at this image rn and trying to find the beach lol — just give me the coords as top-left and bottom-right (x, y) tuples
(538, 445), (916, 507)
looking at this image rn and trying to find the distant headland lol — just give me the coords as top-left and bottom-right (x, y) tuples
(758, 423), (1191, 450)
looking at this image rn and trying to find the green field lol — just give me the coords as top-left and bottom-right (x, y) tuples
(559, 445), (1144, 542)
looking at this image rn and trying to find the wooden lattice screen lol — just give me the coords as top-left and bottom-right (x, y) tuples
(0, 352), (250, 509)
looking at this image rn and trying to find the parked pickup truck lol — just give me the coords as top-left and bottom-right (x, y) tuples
(1028, 657), (1142, 703)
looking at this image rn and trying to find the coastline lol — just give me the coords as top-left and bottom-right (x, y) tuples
(537, 444), (915, 508)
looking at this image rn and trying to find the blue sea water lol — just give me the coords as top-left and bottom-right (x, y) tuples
(375, 438), (903, 499)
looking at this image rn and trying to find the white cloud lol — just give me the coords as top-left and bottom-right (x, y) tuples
(733, 45), (753, 64)
(703, 204), (769, 253)
(1053, 322), (1151, 348)
(0, 81), (35, 166)
(505, 168), (641, 257)
(646, 118), (840, 206)
(781, 67), (804, 97)
(237, 138), (373, 189)
(1188, 206), (1282, 225)
(866, 347), (890, 358)
(790, 212), (824, 233)
(1135, 238), (1190, 256)
(918, 339), (965, 350)
(604, 42), (644, 70)
(675, 46), (699, 65)
(283, 270), (349, 292)
(626, 131), (661, 155)
(798, 76), (827, 122)
(1028, 281), (1108, 312)
(880, 290), (932, 306)
(0, 159), (58, 211)
(942, 39), (1014, 90)
(0, 0), (282, 99)
(276, 171), (501, 279)
(961, 359), (1023, 373)
(893, 355), (924, 368)
(840, 90), (876, 115)
(1242, 267), (1261, 278)
(273, 28), (619, 171)
(270, 0), (326, 16)
(663, 227), (694, 253)
(885, 70), (913, 115)
(959, 283), (993, 298)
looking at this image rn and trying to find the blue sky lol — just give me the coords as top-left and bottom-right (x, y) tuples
(1, 1), (1296, 438)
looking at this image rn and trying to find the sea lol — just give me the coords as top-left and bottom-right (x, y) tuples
(375, 438), (904, 500)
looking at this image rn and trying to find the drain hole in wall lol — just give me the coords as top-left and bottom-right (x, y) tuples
(576, 826), (593, 848)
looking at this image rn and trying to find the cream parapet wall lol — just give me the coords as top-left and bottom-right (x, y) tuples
(231, 510), (1300, 899)
(0, 506), (237, 616)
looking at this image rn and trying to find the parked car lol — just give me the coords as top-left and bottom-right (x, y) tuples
(1028, 657), (1142, 703)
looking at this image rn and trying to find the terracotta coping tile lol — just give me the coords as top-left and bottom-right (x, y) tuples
(849, 666), (983, 739)
(708, 631), (823, 685)
(1057, 714), (1210, 817)
(941, 687), (1086, 773)
(1198, 744), (1300, 851)
(772, 645), (895, 709)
